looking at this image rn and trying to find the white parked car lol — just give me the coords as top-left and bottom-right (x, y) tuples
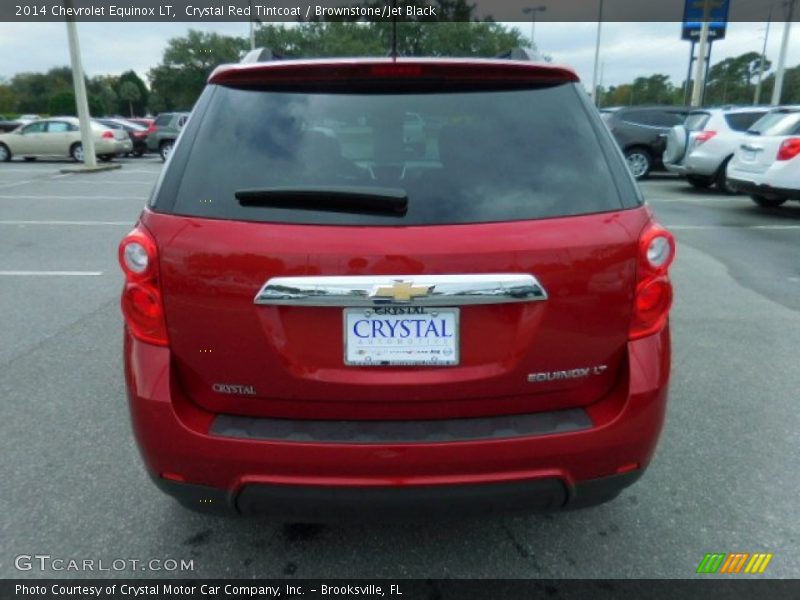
(0, 116), (132, 162)
(726, 107), (800, 207)
(663, 106), (770, 193)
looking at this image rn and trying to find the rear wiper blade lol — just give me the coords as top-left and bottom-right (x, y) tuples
(235, 186), (408, 217)
(745, 130), (761, 136)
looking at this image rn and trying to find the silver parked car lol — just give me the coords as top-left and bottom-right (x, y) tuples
(663, 106), (770, 193)
(0, 116), (131, 162)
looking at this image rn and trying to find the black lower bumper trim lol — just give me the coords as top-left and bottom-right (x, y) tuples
(727, 178), (799, 200)
(151, 471), (642, 520)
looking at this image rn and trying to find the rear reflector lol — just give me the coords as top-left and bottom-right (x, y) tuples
(616, 463), (640, 475)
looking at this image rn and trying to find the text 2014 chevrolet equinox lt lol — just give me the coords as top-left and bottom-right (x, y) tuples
(119, 58), (675, 519)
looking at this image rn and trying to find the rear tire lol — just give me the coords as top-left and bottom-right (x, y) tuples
(159, 141), (174, 161)
(0, 143), (12, 162)
(751, 195), (787, 208)
(687, 175), (713, 189)
(715, 157), (736, 195)
(625, 148), (652, 180)
(70, 142), (84, 162)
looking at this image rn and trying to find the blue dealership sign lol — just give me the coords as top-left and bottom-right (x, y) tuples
(682, 0), (730, 41)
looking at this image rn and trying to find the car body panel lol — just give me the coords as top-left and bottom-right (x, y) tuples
(143, 206), (648, 421)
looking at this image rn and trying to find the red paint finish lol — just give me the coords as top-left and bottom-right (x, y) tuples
(140, 207), (652, 420)
(125, 326), (670, 491)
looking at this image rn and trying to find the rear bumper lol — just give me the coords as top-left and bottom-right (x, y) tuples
(153, 470), (642, 519)
(727, 177), (800, 200)
(124, 328), (670, 518)
(664, 161), (688, 175)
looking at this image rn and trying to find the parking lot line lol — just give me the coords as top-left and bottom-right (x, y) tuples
(0, 270), (104, 276)
(0, 180), (35, 189)
(0, 220), (131, 226)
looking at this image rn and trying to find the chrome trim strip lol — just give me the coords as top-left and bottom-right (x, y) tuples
(254, 274), (548, 307)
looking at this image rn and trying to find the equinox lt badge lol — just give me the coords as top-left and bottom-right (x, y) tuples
(528, 365), (607, 383)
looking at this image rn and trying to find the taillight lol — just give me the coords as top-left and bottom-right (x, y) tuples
(147, 125), (157, 134)
(695, 130), (717, 145)
(777, 137), (800, 161)
(133, 131), (147, 138)
(101, 130), (114, 139)
(630, 223), (675, 340)
(118, 225), (168, 346)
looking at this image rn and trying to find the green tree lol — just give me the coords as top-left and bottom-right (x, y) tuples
(48, 91), (76, 116)
(0, 84), (15, 113)
(761, 65), (800, 104)
(148, 30), (247, 111)
(116, 70), (149, 116)
(706, 52), (770, 105)
(118, 81), (141, 117)
(89, 77), (119, 116)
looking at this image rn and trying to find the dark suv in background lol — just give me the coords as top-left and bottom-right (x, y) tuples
(146, 112), (190, 160)
(601, 106), (690, 179)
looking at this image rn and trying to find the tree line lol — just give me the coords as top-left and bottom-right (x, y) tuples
(599, 52), (800, 107)
(0, 14), (798, 117)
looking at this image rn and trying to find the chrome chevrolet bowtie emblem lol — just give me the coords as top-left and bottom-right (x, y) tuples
(369, 280), (433, 302)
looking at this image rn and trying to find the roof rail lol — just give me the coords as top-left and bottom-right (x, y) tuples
(240, 47), (282, 64)
(496, 48), (537, 61)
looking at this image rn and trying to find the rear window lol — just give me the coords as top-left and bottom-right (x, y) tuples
(724, 111), (767, 132)
(154, 114), (172, 127)
(162, 83), (628, 226)
(685, 112), (711, 131)
(749, 110), (800, 136)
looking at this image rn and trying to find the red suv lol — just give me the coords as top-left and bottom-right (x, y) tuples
(119, 56), (675, 519)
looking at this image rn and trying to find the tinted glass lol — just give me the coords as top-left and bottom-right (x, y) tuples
(750, 110), (800, 136)
(154, 114), (172, 127)
(724, 112), (767, 132)
(649, 111), (686, 128)
(47, 121), (70, 133)
(22, 122), (46, 133)
(621, 110), (652, 126)
(684, 112), (711, 131)
(166, 84), (624, 226)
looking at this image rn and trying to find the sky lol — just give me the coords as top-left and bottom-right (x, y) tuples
(0, 20), (796, 89)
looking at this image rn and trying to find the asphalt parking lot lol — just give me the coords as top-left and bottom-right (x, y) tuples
(0, 159), (798, 579)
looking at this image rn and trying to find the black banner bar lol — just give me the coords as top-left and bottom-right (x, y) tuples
(0, 0), (790, 23)
(3, 580), (800, 600)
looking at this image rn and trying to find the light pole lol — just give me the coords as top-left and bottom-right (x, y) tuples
(248, 0), (255, 51)
(771, 0), (796, 105)
(590, 0), (604, 105)
(522, 5), (547, 51)
(63, 0), (96, 168)
(754, 7), (772, 105)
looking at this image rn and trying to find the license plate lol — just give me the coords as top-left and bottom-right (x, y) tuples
(742, 149), (756, 162)
(344, 307), (459, 366)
